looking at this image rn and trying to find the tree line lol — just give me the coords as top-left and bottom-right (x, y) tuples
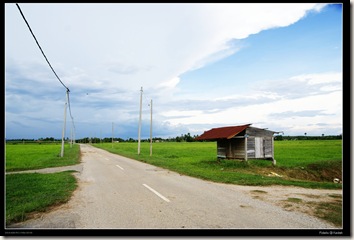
(6, 133), (342, 144)
(75, 133), (200, 143)
(274, 134), (342, 141)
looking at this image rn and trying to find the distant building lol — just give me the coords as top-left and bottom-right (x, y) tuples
(196, 124), (279, 165)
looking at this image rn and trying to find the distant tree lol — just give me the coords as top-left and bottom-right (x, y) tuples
(184, 133), (193, 142)
(274, 135), (283, 141)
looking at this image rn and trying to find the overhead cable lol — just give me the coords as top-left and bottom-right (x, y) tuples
(16, 3), (75, 141)
(15, 3), (70, 92)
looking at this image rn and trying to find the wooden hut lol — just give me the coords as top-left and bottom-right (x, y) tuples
(196, 124), (278, 165)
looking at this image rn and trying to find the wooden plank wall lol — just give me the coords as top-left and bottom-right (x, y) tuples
(246, 127), (274, 137)
(264, 137), (273, 158)
(247, 137), (256, 158)
(230, 138), (245, 158)
(217, 139), (245, 159)
(216, 127), (274, 159)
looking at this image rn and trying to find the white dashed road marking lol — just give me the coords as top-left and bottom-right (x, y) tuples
(116, 164), (124, 170)
(142, 184), (170, 202)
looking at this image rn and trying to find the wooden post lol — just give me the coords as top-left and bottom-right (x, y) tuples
(272, 136), (276, 166)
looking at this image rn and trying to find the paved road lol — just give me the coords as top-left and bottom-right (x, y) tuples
(8, 144), (335, 229)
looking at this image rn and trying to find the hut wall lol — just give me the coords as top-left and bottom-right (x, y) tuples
(245, 127), (274, 159)
(263, 137), (273, 158)
(247, 137), (256, 158)
(230, 138), (245, 159)
(246, 136), (274, 159)
(217, 138), (245, 159)
(246, 127), (274, 137)
(217, 140), (227, 158)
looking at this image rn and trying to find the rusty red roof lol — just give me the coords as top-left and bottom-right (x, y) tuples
(196, 124), (252, 141)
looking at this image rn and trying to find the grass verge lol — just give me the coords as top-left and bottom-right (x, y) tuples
(312, 201), (342, 227)
(6, 143), (81, 172)
(6, 171), (77, 225)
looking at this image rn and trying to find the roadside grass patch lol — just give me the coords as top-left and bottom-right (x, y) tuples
(6, 143), (80, 172)
(94, 140), (342, 189)
(6, 172), (77, 225)
(287, 197), (303, 203)
(250, 190), (268, 194)
(312, 201), (342, 227)
(328, 194), (342, 199)
(280, 195), (342, 227)
(283, 204), (293, 209)
(299, 194), (319, 199)
(250, 190), (268, 200)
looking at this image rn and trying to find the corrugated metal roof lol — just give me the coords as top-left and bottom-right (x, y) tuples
(196, 124), (252, 140)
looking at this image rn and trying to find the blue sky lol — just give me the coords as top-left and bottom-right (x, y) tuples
(5, 3), (344, 140)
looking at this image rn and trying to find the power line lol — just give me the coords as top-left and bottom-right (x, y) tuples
(15, 3), (70, 92)
(16, 3), (76, 154)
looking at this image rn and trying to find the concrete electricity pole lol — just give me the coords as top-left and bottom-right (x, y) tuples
(60, 90), (69, 157)
(70, 120), (73, 148)
(112, 122), (114, 148)
(150, 99), (153, 156)
(138, 87), (143, 155)
(70, 117), (75, 148)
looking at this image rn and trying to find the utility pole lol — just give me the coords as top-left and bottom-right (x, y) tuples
(60, 90), (68, 157)
(70, 117), (74, 148)
(70, 120), (73, 148)
(73, 120), (76, 145)
(150, 99), (153, 156)
(112, 122), (114, 148)
(138, 87), (143, 155)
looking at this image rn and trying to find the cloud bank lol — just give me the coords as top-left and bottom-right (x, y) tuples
(5, 3), (341, 139)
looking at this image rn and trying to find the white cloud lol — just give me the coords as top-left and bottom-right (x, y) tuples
(256, 72), (342, 99)
(199, 4), (325, 39)
(290, 72), (342, 85)
(6, 3), (338, 139)
(162, 71), (342, 136)
(161, 110), (203, 118)
(157, 77), (180, 89)
(6, 3), (327, 92)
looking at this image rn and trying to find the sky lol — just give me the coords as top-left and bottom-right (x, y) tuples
(5, 3), (344, 140)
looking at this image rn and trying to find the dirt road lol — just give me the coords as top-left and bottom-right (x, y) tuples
(8, 144), (341, 229)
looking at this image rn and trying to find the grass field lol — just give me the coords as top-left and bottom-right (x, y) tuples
(274, 140), (342, 167)
(6, 171), (77, 225)
(94, 140), (342, 189)
(5, 143), (81, 172)
(5, 143), (80, 225)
